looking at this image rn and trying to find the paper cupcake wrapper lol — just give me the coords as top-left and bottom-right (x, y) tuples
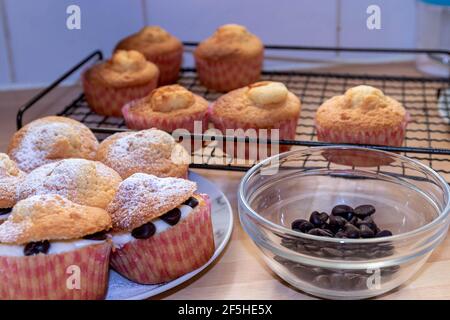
(210, 109), (298, 159)
(317, 113), (409, 167)
(143, 48), (183, 86)
(82, 72), (158, 117)
(122, 100), (209, 133)
(316, 113), (409, 147)
(195, 53), (263, 92)
(0, 242), (111, 300)
(110, 194), (215, 284)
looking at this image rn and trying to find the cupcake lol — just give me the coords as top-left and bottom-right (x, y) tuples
(194, 24), (264, 92)
(122, 84), (209, 133)
(209, 81), (301, 159)
(82, 50), (159, 117)
(18, 158), (122, 210)
(0, 194), (112, 299)
(115, 26), (183, 85)
(108, 173), (214, 284)
(0, 154), (25, 223)
(96, 128), (190, 179)
(7, 116), (99, 173)
(315, 85), (409, 147)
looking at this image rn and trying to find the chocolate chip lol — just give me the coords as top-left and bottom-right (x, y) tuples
(160, 208), (181, 226)
(83, 230), (108, 241)
(360, 225), (375, 238)
(344, 224), (360, 239)
(309, 211), (325, 227)
(331, 205), (354, 221)
(329, 215), (347, 230)
(308, 228), (334, 237)
(335, 231), (347, 238)
(354, 205), (376, 218)
(0, 208), (12, 215)
(376, 230), (393, 238)
(131, 222), (156, 239)
(24, 241), (50, 256)
(291, 219), (314, 233)
(184, 197), (199, 208)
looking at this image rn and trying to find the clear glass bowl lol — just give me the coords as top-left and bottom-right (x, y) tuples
(238, 147), (450, 299)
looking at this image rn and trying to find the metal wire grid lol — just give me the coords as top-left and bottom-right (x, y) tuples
(56, 68), (450, 181)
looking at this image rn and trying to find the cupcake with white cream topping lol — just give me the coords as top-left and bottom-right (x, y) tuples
(107, 173), (214, 284)
(0, 194), (112, 299)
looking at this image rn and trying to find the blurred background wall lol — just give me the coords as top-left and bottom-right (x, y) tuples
(0, 0), (417, 89)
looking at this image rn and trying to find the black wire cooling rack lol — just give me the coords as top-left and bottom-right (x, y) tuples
(16, 45), (450, 181)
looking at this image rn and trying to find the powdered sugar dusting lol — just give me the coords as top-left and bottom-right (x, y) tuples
(18, 158), (121, 203)
(108, 173), (196, 231)
(104, 129), (189, 176)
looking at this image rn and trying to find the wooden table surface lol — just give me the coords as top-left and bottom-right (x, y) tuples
(1, 62), (450, 300)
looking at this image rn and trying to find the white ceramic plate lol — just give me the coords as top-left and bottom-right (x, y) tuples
(105, 171), (234, 300)
(437, 88), (450, 124)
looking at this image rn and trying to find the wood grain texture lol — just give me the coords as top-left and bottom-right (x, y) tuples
(0, 62), (449, 300)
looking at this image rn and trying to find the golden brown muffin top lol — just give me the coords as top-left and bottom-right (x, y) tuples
(85, 50), (159, 88)
(96, 129), (190, 180)
(107, 173), (197, 231)
(18, 158), (122, 210)
(7, 116), (99, 173)
(211, 81), (301, 127)
(115, 26), (183, 57)
(127, 85), (209, 118)
(0, 194), (111, 245)
(315, 85), (407, 133)
(195, 24), (263, 60)
(0, 153), (25, 209)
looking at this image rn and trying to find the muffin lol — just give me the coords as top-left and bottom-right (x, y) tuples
(7, 116), (99, 173)
(96, 128), (190, 179)
(0, 194), (112, 299)
(108, 173), (214, 284)
(194, 24), (264, 92)
(209, 81), (301, 159)
(122, 84), (209, 133)
(0, 154), (25, 223)
(315, 85), (409, 147)
(18, 158), (122, 210)
(115, 26), (183, 85)
(82, 50), (159, 117)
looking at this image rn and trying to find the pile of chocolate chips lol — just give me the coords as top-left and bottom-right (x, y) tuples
(291, 204), (392, 239)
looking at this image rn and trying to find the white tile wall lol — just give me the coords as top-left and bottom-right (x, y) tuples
(0, 0), (418, 89)
(145, 0), (339, 68)
(3, 0), (144, 86)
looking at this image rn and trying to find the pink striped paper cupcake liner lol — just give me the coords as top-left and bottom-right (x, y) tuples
(316, 113), (410, 147)
(0, 242), (111, 300)
(82, 72), (158, 117)
(210, 109), (298, 159)
(122, 100), (209, 133)
(195, 53), (263, 92)
(110, 194), (214, 284)
(145, 48), (183, 86)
